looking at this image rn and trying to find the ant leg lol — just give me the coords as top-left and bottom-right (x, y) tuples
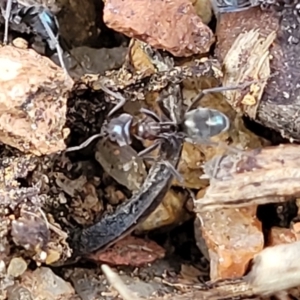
(161, 160), (184, 183)
(55, 43), (67, 76)
(210, 154), (225, 179)
(141, 153), (184, 183)
(98, 84), (127, 117)
(38, 13), (67, 75)
(139, 107), (162, 122)
(4, 0), (12, 44)
(193, 138), (261, 180)
(213, 140), (257, 158)
(144, 135), (184, 182)
(65, 133), (103, 153)
(137, 139), (161, 157)
(186, 187), (196, 201)
(187, 137), (256, 159)
(139, 108), (177, 127)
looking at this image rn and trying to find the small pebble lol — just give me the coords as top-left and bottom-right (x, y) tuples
(7, 257), (27, 278)
(0, 260), (6, 274)
(12, 38), (28, 49)
(32, 267), (74, 297)
(7, 285), (33, 300)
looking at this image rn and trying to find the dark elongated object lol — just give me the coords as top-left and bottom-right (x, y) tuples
(53, 86), (185, 265)
(70, 134), (184, 257)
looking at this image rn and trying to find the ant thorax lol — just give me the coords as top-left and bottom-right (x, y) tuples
(136, 119), (161, 140)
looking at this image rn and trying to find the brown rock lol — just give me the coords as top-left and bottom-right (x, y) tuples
(56, 0), (98, 47)
(103, 0), (214, 57)
(293, 222), (300, 234)
(267, 227), (297, 247)
(198, 206), (263, 280)
(21, 268), (75, 299)
(136, 189), (190, 232)
(292, 222), (300, 241)
(88, 235), (165, 266)
(0, 46), (72, 156)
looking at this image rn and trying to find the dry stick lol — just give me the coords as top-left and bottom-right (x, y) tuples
(4, 0), (12, 44)
(101, 264), (142, 300)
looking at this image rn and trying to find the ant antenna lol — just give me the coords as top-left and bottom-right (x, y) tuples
(65, 133), (103, 153)
(137, 139), (162, 157)
(187, 79), (264, 112)
(99, 82), (127, 117)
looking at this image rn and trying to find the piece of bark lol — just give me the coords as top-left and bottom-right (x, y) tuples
(197, 206), (263, 281)
(196, 144), (300, 211)
(0, 46), (72, 155)
(222, 29), (275, 119)
(103, 0), (215, 57)
(215, 5), (300, 141)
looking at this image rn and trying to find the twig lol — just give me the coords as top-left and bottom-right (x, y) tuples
(101, 264), (142, 300)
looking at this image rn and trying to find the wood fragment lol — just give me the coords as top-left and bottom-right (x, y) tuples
(222, 29), (275, 119)
(215, 6), (300, 141)
(196, 144), (300, 211)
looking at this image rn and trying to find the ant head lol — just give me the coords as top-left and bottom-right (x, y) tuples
(106, 113), (133, 147)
